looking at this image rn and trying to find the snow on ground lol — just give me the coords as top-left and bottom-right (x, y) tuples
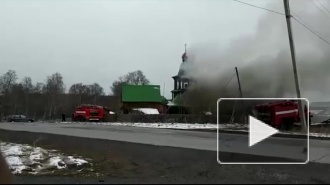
(60, 121), (247, 130)
(59, 121), (330, 138)
(278, 131), (330, 138)
(132, 108), (159, 115)
(309, 133), (330, 137)
(105, 122), (217, 129)
(0, 142), (89, 174)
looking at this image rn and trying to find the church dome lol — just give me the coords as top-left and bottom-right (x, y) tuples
(182, 43), (188, 62)
(181, 52), (188, 62)
(172, 44), (191, 79)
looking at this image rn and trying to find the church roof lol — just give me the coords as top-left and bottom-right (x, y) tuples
(182, 52), (188, 62)
(121, 85), (162, 103)
(172, 44), (191, 79)
(175, 59), (190, 78)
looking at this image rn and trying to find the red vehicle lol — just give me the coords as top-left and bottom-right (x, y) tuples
(252, 100), (312, 130)
(72, 104), (111, 122)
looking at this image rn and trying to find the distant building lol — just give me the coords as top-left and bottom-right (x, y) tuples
(121, 84), (168, 114)
(171, 44), (193, 100)
(168, 44), (195, 114)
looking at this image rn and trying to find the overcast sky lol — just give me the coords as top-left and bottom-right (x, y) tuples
(0, 0), (271, 98)
(0, 0), (328, 101)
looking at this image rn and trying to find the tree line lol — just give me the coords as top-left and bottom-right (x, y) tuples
(0, 69), (150, 121)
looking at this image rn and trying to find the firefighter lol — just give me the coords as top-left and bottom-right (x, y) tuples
(61, 113), (66, 122)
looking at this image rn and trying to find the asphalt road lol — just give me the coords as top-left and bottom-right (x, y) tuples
(0, 128), (329, 184)
(0, 122), (330, 164)
(1, 122), (330, 183)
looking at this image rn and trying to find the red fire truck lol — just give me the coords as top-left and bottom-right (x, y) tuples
(252, 100), (312, 130)
(72, 104), (111, 122)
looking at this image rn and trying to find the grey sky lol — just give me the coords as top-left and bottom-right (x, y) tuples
(0, 0), (268, 98)
(179, 0), (330, 103)
(1, 0), (329, 102)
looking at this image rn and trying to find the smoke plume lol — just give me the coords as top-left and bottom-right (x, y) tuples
(179, 0), (330, 111)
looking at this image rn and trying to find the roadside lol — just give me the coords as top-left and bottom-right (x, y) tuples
(6, 120), (330, 137)
(55, 121), (330, 139)
(0, 129), (330, 184)
(0, 142), (91, 175)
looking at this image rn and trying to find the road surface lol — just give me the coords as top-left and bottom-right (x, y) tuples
(0, 122), (329, 164)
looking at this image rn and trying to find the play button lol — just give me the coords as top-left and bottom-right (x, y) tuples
(217, 98), (309, 164)
(249, 116), (278, 147)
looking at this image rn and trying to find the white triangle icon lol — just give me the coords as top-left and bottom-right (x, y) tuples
(249, 116), (279, 147)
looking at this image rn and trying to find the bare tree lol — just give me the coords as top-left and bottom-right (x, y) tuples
(110, 70), (150, 97)
(44, 73), (65, 119)
(69, 83), (91, 95)
(33, 82), (45, 94)
(0, 70), (17, 94)
(11, 83), (25, 114)
(0, 70), (120, 121)
(89, 83), (105, 104)
(22, 77), (34, 115)
(22, 77), (33, 92)
(0, 70), (18, 117)
(124, 70), (150, 85)
(69, 83), (92, 104)
(110, 77), (126, 97)
(89, 83), (104, 96)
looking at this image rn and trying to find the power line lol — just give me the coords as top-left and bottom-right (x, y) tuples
(291, 11), (327, 42)
(292, 16), (330, 46)
(232, 0), (285, 16)
(233, 0), (330, 47)
(309, 0), (330, 18)
(278, 0), (330, 47)
(316, 0), (330, 14)
(223, 73), (235, 89)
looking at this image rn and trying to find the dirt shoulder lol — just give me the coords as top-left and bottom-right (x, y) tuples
(0, 129), (330, 184)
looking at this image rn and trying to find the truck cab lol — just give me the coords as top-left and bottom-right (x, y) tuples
(252, 100), (311, 130)
(73, 104), (110, 122)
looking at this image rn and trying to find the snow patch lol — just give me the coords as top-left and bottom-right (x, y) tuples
(49, 156), (66, 169)
(132, 108), (159, 115)
(5, 156), (26, 174)
(60, 121), (247, 130)
(99, 122), (218, 129)
(310, 133), (330, 137)
(29, 147), (46, 161)
(0, 142), (90, 174)
(67, 156), (88, 166)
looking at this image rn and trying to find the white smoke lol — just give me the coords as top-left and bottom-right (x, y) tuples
(180, 0), (330, 103)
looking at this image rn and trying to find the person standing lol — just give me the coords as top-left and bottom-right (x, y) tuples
(61, 113), (66, 122)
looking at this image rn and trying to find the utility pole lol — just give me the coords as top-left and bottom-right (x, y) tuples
(235, 67), (246, 124)
(235, 67), (243, 100)
(283, 0), (307, 131)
